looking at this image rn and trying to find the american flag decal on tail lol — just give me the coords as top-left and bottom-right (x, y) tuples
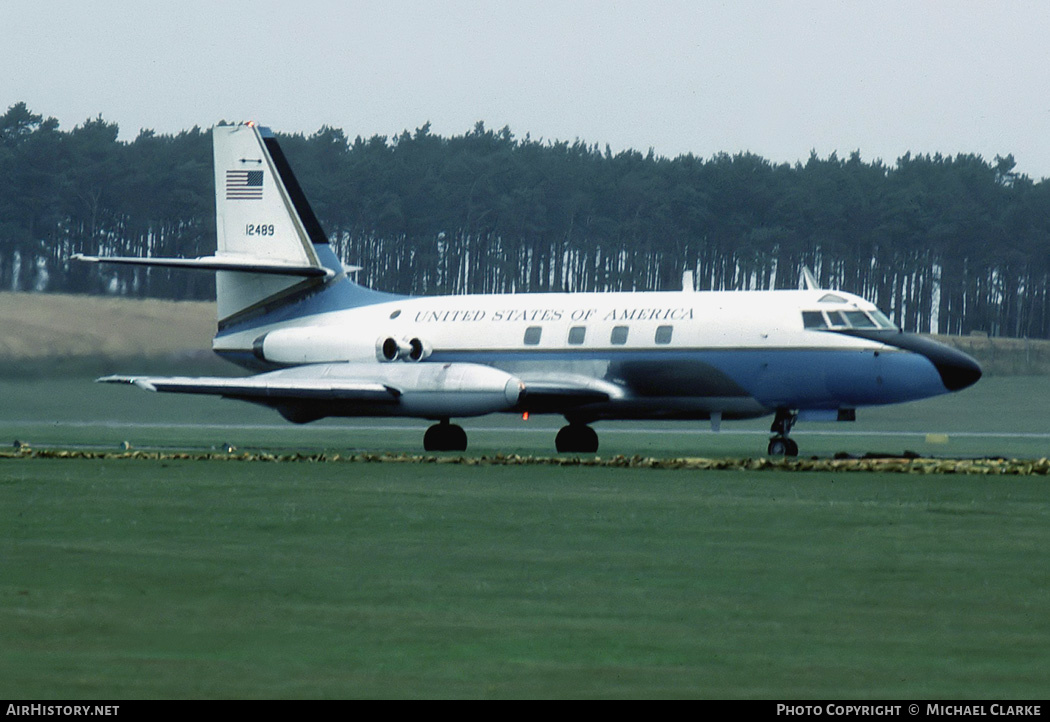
(226, 170), (263, 200)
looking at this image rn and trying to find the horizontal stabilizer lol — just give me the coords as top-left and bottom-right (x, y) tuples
(73, 253), (332, 278)
(98, 374), (398, 403)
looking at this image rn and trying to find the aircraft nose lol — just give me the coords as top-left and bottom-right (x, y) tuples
(902, 335), (983, 391)
(932, 348), (983, 391)
(863, 331), (983, 392)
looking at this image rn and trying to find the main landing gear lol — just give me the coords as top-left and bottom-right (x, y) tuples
(768, 409), (799, 457)
(423, 419), (468, 452)
(420, 415), (795, 457)
(555, 423), (599, 453)
(421, 418), (601, 454)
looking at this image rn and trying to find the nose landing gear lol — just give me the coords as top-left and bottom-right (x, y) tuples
(768, 409), (799, 457)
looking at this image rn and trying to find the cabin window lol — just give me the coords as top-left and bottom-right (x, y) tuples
(802, 311), (827, 329)
(844, 311), (878, 329)
(655, 325), (673, 344)
(610, 325), (629, 345)
(568, 326), (586, 345)
(523, 326), (542, 345)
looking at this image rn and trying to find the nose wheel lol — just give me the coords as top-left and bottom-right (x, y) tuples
(768, 409), (799, 457)
(767, 437), (799, 457)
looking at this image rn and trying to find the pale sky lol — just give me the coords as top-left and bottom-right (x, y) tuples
(3, 0), (1050, 178)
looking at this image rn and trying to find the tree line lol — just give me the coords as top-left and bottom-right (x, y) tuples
(2, 101), (1049, 338)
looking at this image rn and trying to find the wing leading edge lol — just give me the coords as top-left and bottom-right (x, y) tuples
(98, 374), (398, 402)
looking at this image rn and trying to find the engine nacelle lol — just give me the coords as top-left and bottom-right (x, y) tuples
(253, 327), (381, 365)
(379, 362), (520, 416)
(379, 336), (432, 362)
(255, 328), (436, 365)
(407, 337), (432, 361)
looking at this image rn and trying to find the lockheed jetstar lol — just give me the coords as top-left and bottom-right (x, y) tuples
(75, 124), (982, 455)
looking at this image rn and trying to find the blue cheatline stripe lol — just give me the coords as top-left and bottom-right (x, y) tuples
(430, 346), (947, 408)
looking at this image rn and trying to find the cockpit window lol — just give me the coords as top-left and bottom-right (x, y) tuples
(819, 293), (847, 304)
(830, 310), (851, 327)
(807, 305), (896, 331)
(844, 311), (878, 329)
(802, 311), (828, 329)
(870, 309), (897, 330)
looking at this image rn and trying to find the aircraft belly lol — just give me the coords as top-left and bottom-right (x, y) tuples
(491, 357), (751, 399)
(486, 347), (948, 414)
(472, 356), (758, 420)
(569, 397), (768, 423)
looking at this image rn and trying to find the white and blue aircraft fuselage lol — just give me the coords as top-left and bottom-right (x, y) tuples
(76, 124), (981, 455)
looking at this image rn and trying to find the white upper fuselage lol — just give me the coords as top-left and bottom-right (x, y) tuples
(215, 286), (888, 360)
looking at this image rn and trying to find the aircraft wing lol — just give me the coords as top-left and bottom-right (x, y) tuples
(101, 372), (623, 410)
(98, 374), (399, 403)
(98, 362), (529, 420)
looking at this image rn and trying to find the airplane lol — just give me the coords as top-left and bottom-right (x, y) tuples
(74, 123), (982, 456)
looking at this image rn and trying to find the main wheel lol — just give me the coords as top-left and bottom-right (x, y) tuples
(449, 424), (467, 450)
(424, 422), (468, 451)
(555, 424), (599, 453)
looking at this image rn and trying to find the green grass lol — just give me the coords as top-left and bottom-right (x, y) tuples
(2, 458), (1048, 699)
(2, 375), (1050, 698)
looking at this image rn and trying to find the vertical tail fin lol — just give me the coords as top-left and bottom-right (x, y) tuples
(213, 123), (327, 261)
(213, 123), (333, 323)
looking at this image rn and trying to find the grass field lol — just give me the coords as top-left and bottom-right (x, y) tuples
(2, 292), (1050, 698)
(0, 377), (1049, 698)
(3, 458), (1048, 699)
